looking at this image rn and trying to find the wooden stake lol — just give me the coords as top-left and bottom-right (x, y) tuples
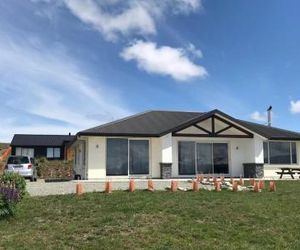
(129, 178), (135, 192)
(148, 179), (154, 192)
(76, 183), (84, 195)
(192, 180), (199, 192)
(171, 180), (177, 192)
(105, 181), (112, 194)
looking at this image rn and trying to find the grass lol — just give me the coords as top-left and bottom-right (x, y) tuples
(1, 181), (300, 250)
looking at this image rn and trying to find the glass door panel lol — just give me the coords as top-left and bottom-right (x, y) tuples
(213, 143), (229, 174)
(196, 143), (213, 174)
(178, 141), (196, 175)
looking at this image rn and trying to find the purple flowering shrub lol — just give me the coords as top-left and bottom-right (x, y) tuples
(0, 173), (26, 219)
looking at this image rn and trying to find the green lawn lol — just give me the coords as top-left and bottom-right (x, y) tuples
(1, 181), (300, 250)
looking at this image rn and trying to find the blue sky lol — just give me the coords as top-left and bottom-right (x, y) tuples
(1, 0), (300, 142)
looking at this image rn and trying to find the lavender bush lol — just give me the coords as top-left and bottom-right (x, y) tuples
(0, 173), (25, 219)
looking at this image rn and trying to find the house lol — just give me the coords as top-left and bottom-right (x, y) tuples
(11, 134), (75, 160)
(72, 109), (300, 179)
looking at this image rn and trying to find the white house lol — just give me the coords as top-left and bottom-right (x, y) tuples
(72, 109), (300, 180)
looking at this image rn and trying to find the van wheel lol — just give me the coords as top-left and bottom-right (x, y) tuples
(30, 176), (35, 182)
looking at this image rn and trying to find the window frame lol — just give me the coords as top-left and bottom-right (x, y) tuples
(46, 147), (61, 159)
(178, 140), (230, 176)
(263, 141), (297, 165)
(106, 138), (150, 177)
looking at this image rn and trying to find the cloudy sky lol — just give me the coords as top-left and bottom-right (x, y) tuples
(1, 0), (300, 142)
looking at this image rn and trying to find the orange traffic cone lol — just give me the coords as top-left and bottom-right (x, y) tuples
(76, 183), (84, 195)
(253, 181), (259, 192)
(258, 180), (265, 189)
(105, 181), (112, 194)
(148, 179), (154, 192)
(215, 181), (221, 192)
(129, 178), (135, 192)
(250, 179), (255, 186)
(232, 181), (238, 192)
(239, 176), (244, 186)
(192, 179), (199, 191)
(269, 181), (276, 192)
(171, 180), (177, 192)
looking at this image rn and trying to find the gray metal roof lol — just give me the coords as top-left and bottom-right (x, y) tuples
(11, 134), (76, 147)
(78, 110), (300, 140)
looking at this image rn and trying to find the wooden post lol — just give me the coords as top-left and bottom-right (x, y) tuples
(258, 180), (265, 189)
(76, 183), (84, 195)
(171, 180), (177, 192)
(250, 179), (255, 186)
(129, 178), (135, 192)
(148, 179), (154, 192)
(253, 181), (259, 192)
(214, 181), (221, 192)
(105, 181), (112, 194)
(239, 176), (244, 186)
(192, 179), (199, 191)
(269, 181), (276, 192)
(232, 181), (238, 192)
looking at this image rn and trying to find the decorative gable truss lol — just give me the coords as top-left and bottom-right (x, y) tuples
(173, 115), (253, 138)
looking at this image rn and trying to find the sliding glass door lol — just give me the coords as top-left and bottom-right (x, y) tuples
(178, 141), (195, 175)
(178, 141), (229, 175)
(196, 143), (213, 174)
(106, 138), (149, 176)
(213, 143), (229, 174)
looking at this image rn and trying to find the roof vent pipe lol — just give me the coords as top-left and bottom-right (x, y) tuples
(267, 106), (272, 127)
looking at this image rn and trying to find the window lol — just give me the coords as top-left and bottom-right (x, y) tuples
(213, 143), (229, 174)
(129, 140), (149, 175)
(178, 142), (229, 175)
(106, 138), (149, 176)
(196, 143), (213, 174)
(179, 141), (196, 175)
(15, 147), (34, 158)
(47, 147), (61, 158)
(263, 141), (297, 164)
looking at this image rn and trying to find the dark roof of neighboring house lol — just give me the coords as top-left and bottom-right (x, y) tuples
(11, 134), (76, 147)
(78, 109), (300, 140)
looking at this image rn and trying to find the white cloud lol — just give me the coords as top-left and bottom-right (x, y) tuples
(0, 31), (131, 142)
(250, 111), (267, 123)
(120, 40), (207, 81)
(290, 100), (300, 114)
(64, 0), (156, 41)
(62, 0), (202, 41)
(186, 43), (203, 58)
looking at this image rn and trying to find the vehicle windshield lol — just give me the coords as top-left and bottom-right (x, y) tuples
(7, 156), (29, 164)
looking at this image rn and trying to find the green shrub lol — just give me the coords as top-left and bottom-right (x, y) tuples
(0, 172), (26, 199)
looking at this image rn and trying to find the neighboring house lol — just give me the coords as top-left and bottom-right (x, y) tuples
(11, 134), (75, 160)
(71, 109), (300, 179)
